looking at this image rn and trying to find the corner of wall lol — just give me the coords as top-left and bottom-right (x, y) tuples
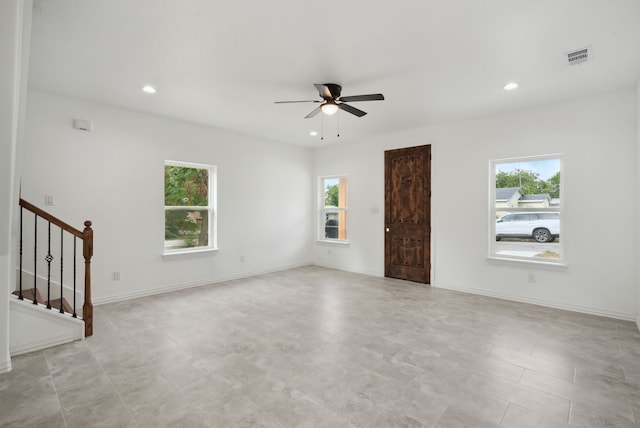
(0, 0), (32, 374)
(0, 357), (11, 374)
(637, 80), (640, 332)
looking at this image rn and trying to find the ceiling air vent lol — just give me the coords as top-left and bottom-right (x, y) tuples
(567, 47), (589, 65)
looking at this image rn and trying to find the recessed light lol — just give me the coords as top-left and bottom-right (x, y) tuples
(142, 85), (156, 94)
(309, 131), (318, 136)
(504, 82), (519, 91)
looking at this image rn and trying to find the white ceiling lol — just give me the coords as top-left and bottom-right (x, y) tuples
(28, 0), (640, 147)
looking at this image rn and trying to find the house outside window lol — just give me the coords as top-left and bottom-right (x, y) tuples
(164, 161), (217, 254)
(490, 155), (563, 263)
(319, 176), (348, 242)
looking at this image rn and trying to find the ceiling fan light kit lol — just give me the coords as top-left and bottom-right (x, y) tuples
(275, 83), (384, 119)
(320, 101), (339, 116)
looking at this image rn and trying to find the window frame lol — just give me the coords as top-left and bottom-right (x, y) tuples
(489, 154), (564, 265)
(318, 175), (349, 244)
(163, 160), (218, 256)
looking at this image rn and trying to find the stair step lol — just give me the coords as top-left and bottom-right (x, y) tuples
(49, 298), (74, 314)
(13, 288), (43, 303)
(13, 288), (74, 314)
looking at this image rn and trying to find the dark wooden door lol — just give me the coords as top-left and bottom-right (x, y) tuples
(384, 145), (431, 283)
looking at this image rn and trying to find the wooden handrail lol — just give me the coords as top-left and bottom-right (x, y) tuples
(18, 198), (94, 337)
(19, 199), (83, 238)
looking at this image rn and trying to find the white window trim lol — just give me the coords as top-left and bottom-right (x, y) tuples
(163, 160), (218, 256)
(317, 174), (349, 243)
(488, 154), (565, 266)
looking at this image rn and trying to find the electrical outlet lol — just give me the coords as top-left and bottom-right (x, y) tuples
(113, 271), (121, 281)
(528, 273), (535, 283)
(240, 256), (245, 263)
(327, 249), (331, 255)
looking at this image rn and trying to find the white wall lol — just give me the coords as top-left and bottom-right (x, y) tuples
(314, 88), (638, 320)
(22, 90), (313, 304)
(637, 82), (640, 329)
(0, 0), (32, 373)
(313, 140), (388, 276)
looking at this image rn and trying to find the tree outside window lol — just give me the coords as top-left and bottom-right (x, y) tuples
(320, 176), (348, 241)
(164, 161), (216, 253)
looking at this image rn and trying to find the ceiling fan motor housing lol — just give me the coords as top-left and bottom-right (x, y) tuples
(321, 83), (342, 99)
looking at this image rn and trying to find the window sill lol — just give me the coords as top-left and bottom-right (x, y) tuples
(162, 247), (219, 259)
(316, 240), (350, 246)
(487, 255), (567, 270)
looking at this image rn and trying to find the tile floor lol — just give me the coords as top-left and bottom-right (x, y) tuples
(1, 266), (640, 427)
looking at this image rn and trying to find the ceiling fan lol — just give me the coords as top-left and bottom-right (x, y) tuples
(275, 83), (384, 118)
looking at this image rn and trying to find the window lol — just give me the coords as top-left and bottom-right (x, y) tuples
(164, 161), (217, 253)
(319, 176), (348, 242)
(490, 155), (563, 263)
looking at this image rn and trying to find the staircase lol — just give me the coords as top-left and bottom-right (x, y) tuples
(12, 288), (73, 314)
(9, 198), (94, 355)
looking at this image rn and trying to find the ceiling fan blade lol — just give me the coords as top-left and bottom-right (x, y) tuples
(338, 93), (385, 102)
(314, 84), (332, 99)
(339, 103), (367, 117)
(304, 106), (322, 118)
(274, 100), (320, 104)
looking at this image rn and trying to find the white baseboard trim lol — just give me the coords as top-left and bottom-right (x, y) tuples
(0, 360), (12, 374)
(312, 261), (382, 278)
(93, 262), (311, 305)
(434, 281), (637, 322)
(90, 262), (638, 325)
(10, 335), (78, 356)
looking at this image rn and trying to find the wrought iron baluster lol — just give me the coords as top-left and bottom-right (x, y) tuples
(60, 228), (64, 314)
(33, 214), (37, 305)
(73, 237), (77, 318)
(46, 221), (52, 309)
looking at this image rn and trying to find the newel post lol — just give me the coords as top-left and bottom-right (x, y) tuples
(82, 221), (94, 337)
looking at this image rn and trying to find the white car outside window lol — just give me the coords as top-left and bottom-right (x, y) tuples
(496, 212), (559, 243)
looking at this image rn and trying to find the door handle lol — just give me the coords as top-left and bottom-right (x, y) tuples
(385, 227), (390, 232)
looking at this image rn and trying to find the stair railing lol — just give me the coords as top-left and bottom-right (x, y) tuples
(16, 198), (93, 337)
